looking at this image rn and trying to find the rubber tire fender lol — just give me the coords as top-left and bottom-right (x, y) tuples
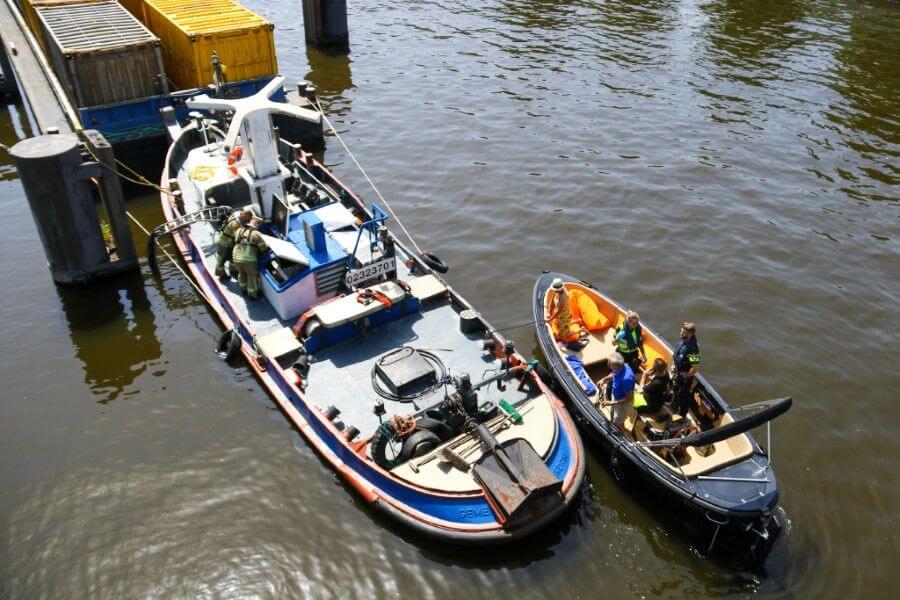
(416, 417), (454, 442)
(370, 424), (397, 470)
(420, 251), (449, 274)
(216, 329), (242, 361)
(398, 430), (441, 462)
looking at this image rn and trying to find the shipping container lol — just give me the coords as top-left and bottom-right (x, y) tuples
(132, 0), (277, 90)
(36, 1), (168, 107)
(21, 0), (107, 51)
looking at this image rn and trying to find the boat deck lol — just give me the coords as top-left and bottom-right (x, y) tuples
(304, 299), (538, 441)
(191, 220), (288, 336)
(184, 216), (538, 442)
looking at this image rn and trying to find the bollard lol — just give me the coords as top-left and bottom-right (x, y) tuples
(301, 0), (349, 48)
(10, 131), (138, 283)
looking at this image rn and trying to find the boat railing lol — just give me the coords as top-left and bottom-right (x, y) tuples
(636, 397), (791, 482)
(346, 203), (389, 270)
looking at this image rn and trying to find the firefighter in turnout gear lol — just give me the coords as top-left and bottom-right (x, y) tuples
(215, 210), (250, 278)
(231, 217), (269, 298)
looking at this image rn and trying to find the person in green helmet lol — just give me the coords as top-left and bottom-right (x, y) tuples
(215, 210), (249, 278)
(231, 217), (269, 299)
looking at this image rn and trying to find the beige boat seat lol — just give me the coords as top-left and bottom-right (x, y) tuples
(580, 327), (617, 367)
(312, 280), (408, 328)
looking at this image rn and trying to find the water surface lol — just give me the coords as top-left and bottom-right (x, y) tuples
(1, 0), (898, 597)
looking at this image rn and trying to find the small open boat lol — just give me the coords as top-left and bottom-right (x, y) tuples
(533, 272), (790, 560)
(148, 79), (585, 543)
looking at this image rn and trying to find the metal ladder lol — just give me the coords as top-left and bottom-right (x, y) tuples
(147, 205), (233, 273)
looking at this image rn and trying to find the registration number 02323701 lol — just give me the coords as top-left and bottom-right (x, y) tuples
(345, 257), (396, 287)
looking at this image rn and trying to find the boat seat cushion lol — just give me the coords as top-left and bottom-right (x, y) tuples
(580, 327), (616, 367)
(312, 281), (408, 328)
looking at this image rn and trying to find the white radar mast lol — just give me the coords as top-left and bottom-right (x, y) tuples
(186, 76), (322, 220)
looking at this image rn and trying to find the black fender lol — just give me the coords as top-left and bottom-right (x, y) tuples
(609, 447), (628, 485)
(216, 329), (242, 361)
(416, 417), (454, 441)
(398, 430), (441, 462)
(370, 423), (398, 471)
(533, 362), (560, 393)
(420, 251), (449, 274)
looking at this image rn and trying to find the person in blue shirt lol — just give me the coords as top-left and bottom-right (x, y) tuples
(671, 321), (701, 417)
(598, 352), (635, 433)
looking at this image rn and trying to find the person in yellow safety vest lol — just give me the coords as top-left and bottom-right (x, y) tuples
(546, 278), (586, 344)
(231, 217), (269, 299)
(215, 210), (250, 278)
(613, 311), (646, 375)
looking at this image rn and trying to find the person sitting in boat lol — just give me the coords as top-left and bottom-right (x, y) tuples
(598, 352), (635, 433)
(636, 358), (672, 416)
(232, 217), (269, 299)
(215, 210), (249, 279)
(546, 278), (586, 345)
(671, 321), (701, 417)
(613, 310), (646, 375)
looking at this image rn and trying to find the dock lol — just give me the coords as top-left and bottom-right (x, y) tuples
(0, 0), (75, 133)
(1, 0), (333, 284)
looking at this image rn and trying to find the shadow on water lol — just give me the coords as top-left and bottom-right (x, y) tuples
(55, 272), (161, 403)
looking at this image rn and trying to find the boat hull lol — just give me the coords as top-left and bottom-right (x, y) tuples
(155, 151), (585, 544)
(533, 272), (782, 560)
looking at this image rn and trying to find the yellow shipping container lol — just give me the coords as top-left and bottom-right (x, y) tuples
(117, 0), (143, 18)
(133, 0), (277, 90)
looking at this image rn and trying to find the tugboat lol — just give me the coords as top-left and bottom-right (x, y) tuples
(149, 78), (585, 543)
(533, 272), (790, 560)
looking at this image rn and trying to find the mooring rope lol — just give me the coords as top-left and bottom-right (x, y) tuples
(125, 210), (214, 306)
(312, 97), (426, 257)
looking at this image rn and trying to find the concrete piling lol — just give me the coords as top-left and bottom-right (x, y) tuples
(301, 0), (348, 48)
(10, 131), (138, 284)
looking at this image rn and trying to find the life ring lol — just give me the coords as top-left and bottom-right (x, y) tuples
(420, 251), (449, 273)
(226, 146), (244, 176)
(216, 329), (242, 361)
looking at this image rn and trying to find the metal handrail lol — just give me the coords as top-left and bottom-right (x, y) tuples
(346, 203), (389, 269)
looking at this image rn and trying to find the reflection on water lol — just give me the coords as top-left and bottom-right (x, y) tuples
(832, 4), (900, 193)
(56, 273), (161, 403)
(304, 46), (354, 117)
